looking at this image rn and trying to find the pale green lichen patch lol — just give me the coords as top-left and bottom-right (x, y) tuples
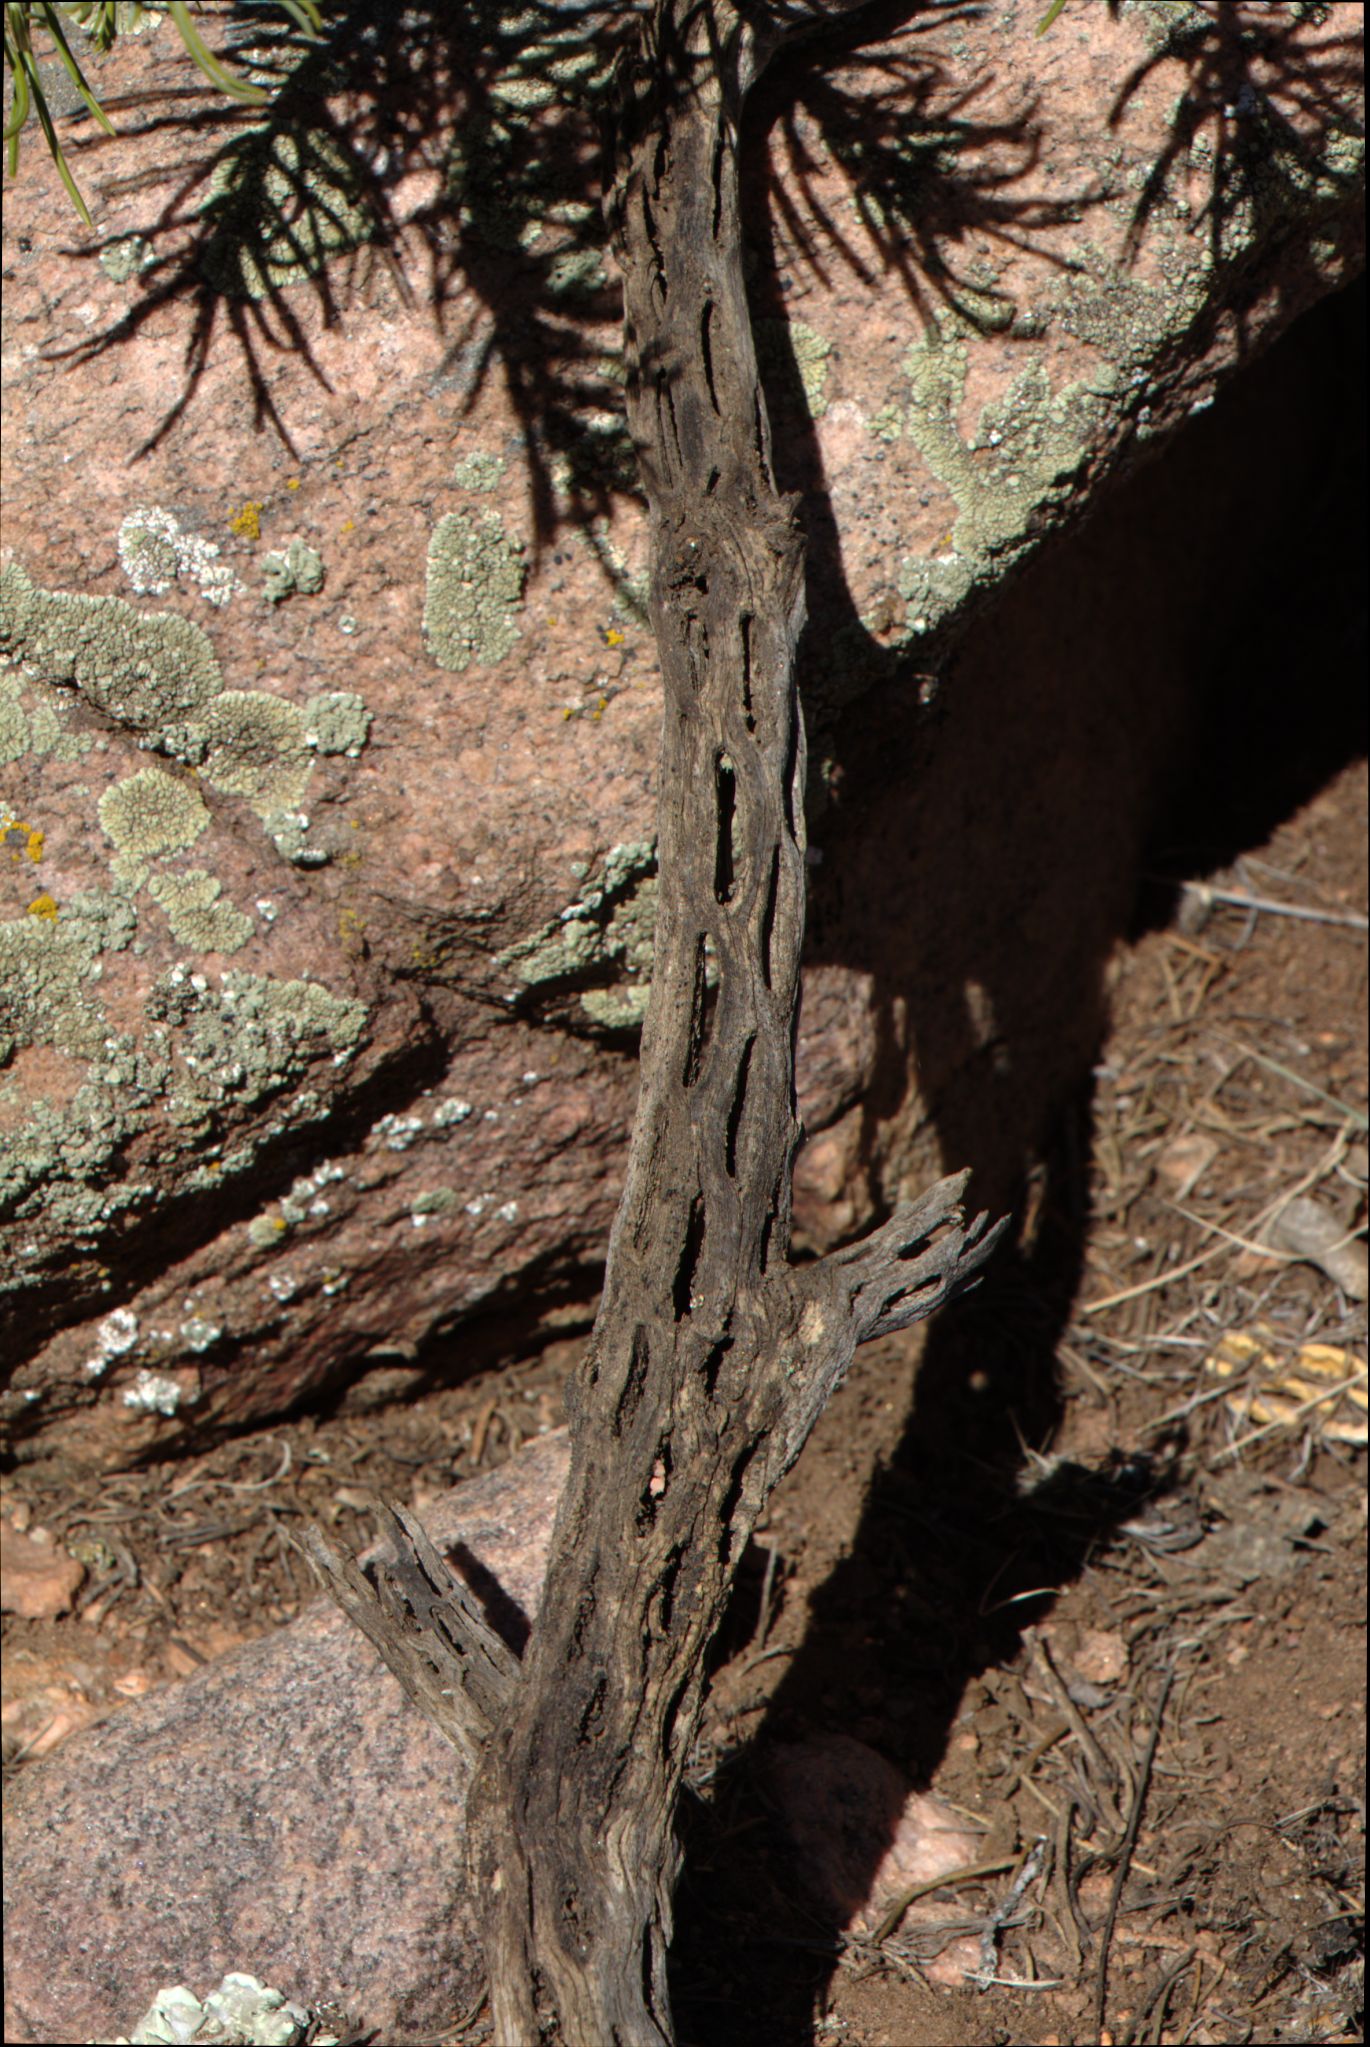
(193, 691), (311, 812)
(0, 887), (136, 1061)
(895, 323), (1118, 640)
(302, 690), (371, 757)
(98, 768), (210, 859)
(758, 319), (833, 418)
(146, 870), (255, 953)
(0, 675), (27, 765)
(0, 560), (223, 734)
(452, 451), (507, 493)
(98, 232), (153, 283)
(1, 953), (368, 1277)
(500, 840), (661, 1026)
(147, 966), (367, 1136)
(261, 538), (325, 605)
(117, 507), (237, 607)
(262, 808), (327, 867)
(580, 981), (651, 1029)
(791, 321), (833, 417)
(423, 511), (526, 672)
(200, 125), (375, 299)
(20, 685), (91, 761)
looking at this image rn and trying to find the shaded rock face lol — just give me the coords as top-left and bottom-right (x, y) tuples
(0, 1430), (572, 2046)
(1, 5), (1363, 1466)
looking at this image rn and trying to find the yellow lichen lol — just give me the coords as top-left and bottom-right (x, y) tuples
(229, 501), (265, 542)
(3, 816), (44, 863)
(27, 894), (59, 921)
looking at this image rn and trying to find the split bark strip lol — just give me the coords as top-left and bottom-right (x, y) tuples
(308, 4), (1005, 2041)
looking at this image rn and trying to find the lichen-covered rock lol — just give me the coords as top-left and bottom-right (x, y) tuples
(0, 3), (1361, 1469)
(1, 1431), (571, 2046)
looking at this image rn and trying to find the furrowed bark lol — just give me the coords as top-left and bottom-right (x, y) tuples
(310, 5), (1004, 2041)
(464, 6), (1002, 2040)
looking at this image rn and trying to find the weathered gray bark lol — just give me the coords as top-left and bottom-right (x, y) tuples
(307, 3), (1003, 2040)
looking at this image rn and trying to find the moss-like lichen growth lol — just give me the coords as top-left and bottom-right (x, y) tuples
(452, 451), (507, 493)
(0, 887), (137, 1061)
(0, 674), (28, 764)
(499, 840), (662, 1027)
(790, 321), (833, 417)
(118, 507), (237, 607)
(261, 538), (325, 605)
(149, 966), (367, 1127)
(98, 768), (210, 859)
(895, 323), (1118, 641)
(758, 319), (833, 418)
(423, 510), (526, 672)
(193, 691), (311, 812)
(302, 690), (371, 757)
(262, 808), (327, 866)
(200, 125), (375, 299)
(146, 870), (255, 953)
(0, 560), (223, 733)
(98, 232), (153, 283)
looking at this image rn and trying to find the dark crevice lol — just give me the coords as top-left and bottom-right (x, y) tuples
(658, 369), (682, 471)
(661, 1671), (691, 1771)
(672, 1194), (707, 1320)
(655, 1539), (685, 1633)
(740, 613), (755, 733)
(780, 704), (800, 840)
(702, 1336), (732, 1399)
(724, 1036), (754, 1179)
(714, 751), (738, 903)
(638, 1440), (673, 1531)
(700, 299), (720, 412)
(758, 1174), (784, 1275)
(759, 843), (780, 992)
(642, 190), (665, 299)
(716, 1441), (759, 1569)
(578, 1672), (607, 1742)
(682, 931), (712, 1086)
(613, 1323), (653, 1439)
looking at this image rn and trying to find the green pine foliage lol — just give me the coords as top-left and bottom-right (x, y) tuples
(3, 1), (322, 226)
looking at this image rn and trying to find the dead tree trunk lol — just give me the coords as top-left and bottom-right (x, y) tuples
(307, 3), (1003, 2041)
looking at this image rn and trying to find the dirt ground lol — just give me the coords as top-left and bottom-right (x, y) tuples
(2, 760), (1365, 2044)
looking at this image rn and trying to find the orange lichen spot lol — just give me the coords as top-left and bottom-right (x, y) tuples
(27, 893), (59, 922)
(286, 477), (301, 491)
(229, 501), (264, 541)
(591, 696), (608, 721)
(603, 627), (625, 647)
(25, 826), (44, 862)
(340, 519), (355, 536)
